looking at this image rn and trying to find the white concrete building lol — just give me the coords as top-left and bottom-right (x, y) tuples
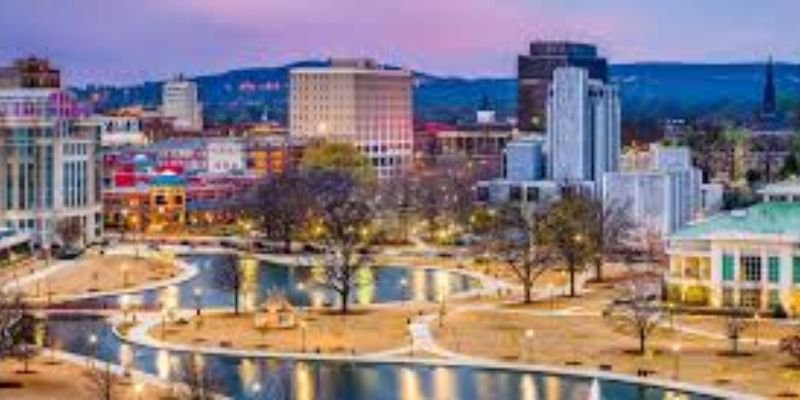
(603, 144), (702, 238)
(0, 89), (103, 248)
(758, 179), (800, 203)
(546, 67), (620, 186)
(667, 202), (800, 315)
(162, 76), (203, 131)
(206, 138), (245, 174)
(95, 115), (147, 148)
(504, 136), (546, 181)
(290, 59), (413, 179)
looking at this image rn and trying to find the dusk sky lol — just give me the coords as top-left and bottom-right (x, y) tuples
(2, 0), (797, 85)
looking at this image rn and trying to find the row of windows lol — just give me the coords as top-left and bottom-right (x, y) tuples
(722, 254), (800, 283)
(721, 288), (781, 309)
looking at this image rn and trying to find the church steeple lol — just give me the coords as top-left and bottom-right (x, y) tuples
(762, 56), (777, 118)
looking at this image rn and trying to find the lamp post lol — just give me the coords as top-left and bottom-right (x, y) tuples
(524, 329), (535, 362)
(193, 287), (203, 317)
(121, 209), (129, 242)
(296, 282), (307, 316)
(134, 383), (144, 400)
(159, 303), (167, 340)
(88, 334), (98, 368)
(754, 313), (760, 347)
(668, 302), (676, 330)
(299, 320), (307, 353)
(121, 263), (130, 288)
(671, 343), (682, 380)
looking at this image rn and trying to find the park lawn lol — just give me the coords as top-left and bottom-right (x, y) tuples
(0, 355), (167, 400)
(150, 307), (426, 355)
(25, 254), (181, 299)
(432, 309), (800, 399)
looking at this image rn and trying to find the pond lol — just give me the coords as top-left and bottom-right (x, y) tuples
(47, 314), (716, 400)
(59, 254), (481, 311)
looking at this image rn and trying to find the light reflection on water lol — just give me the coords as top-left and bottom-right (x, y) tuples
(63, 254), (479, 311)
(47, 313), (715, 400)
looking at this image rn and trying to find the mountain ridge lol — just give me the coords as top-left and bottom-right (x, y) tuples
(72, 60), (800, 126)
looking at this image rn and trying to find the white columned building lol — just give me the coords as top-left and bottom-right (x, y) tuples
(0, 89), (103, 248)
(290, 59), (414, 179)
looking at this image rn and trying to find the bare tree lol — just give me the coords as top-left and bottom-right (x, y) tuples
(588, 198), (635, 282)
(84, 362), (122, 400)
(604, 275), (663, 355)
(309, 171), (375, 315)
(536, 193), (597, 297)
(172, 353), (221, 400)
(213, 255), (243, 315)
(0, 290), (32, 384)
(488, 205), (552, 303)
(723, 308), (751, 356)
(249, 171), (313, 253)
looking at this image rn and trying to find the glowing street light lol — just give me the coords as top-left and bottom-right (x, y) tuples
(671, 343), (682, 380)
(134, 382), (144, 400)
(523, 329), (535, 361)
(193, 287), (203, 317)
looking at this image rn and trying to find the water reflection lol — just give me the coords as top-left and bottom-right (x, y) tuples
(433, 366), (455, 400)
(47, 314), (714, 400)
(295, 362), (314, 400)
(59, 255), (480, 311)
(156, 349), (170, 380)
(520, 375), (538, 400)
(400, 367), (421, 400)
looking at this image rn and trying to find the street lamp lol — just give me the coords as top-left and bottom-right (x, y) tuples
(754, 313), (761, 347)
(299, 320), (307, 353)
(88, 334), (98, 367)
(671, 343), (682, 380)
(121, 263), (130, 288)
(134, 383), (144, 400)
(524, 329), (535, 361)
(193, 287), (203, 317)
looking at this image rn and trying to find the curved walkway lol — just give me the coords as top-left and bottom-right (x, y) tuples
(11, 246), (198, 304)
(113, 308), (756, 400)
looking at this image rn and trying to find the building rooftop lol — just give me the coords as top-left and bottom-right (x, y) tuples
(758, 179), (800, 197)
(151, 172), (186, 187)
(671, 202), (800, 241)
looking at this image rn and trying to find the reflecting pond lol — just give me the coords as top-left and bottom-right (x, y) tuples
(48, 314), (715, 400)
(59, 254), (480, 311)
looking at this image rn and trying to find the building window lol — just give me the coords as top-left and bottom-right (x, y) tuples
(740, 255), (761, 282)
(722, 254), (735, 281)
(740, 289), (761, 310)
(768, 256), (780, 283)
(794, 257), (800, 284)
(768, 290), (781, 309)
(722, 288), (734, 307)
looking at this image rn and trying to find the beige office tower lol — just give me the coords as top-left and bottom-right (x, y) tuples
(290, 59), (414, 179)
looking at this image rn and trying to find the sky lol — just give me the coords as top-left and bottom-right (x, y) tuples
(1, 0), (797, 85)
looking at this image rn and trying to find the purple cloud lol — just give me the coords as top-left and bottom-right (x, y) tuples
(1, 0), (797, 85)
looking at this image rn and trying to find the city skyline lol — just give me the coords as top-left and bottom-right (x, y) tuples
(2, 0), (798, 85)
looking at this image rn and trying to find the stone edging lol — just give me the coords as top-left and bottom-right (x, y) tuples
(30, 252), (198, 303)
(114, 312), (759, 400)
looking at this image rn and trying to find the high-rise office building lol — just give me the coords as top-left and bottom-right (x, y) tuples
(290, 58), (413, 179)
(517, 41), (608, 132)
(162, 76), (203, 131)
(0, 87), (103, 249)
(547, 67), (620, 185)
